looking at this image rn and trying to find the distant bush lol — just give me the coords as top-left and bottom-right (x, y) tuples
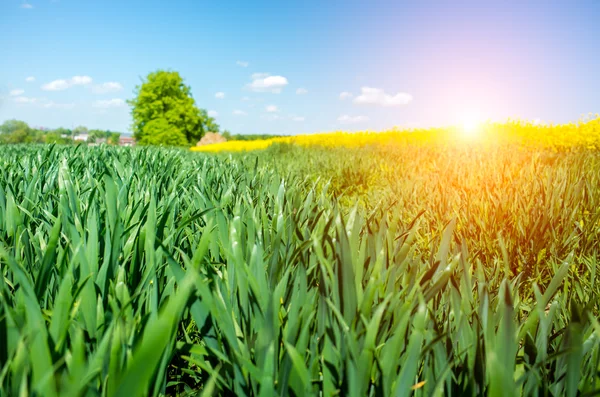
(225, 133), (283, 141)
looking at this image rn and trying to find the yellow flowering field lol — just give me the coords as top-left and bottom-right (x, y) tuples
(191, 116), (600, 152)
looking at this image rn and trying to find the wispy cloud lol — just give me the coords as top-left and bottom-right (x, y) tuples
(233, 109), (247, 116)
(236, 61), (249, 67)
(13, 96), (39, 104)
(25, 76), (35, 83)
(296, 88), (308, 95)
(21, 3), (34, 9)
(42, 75), (93, 91)
(70, 76), (93, 85)
(208, 110), (218, 117)
(338, 114), (369, 124)
(42, 80), (70, 91)
(353, 87), (412, 106)
(10, 89), (25, 96)
(93, 98), (126, 108)
(92, 82), (123, 94)
(265, 105), (278, 113)
(10, 95), (73, 109)
(291, 116), (305, 122)
(339, 92), (353, 100)
(215, 92), (225, 99)
(246, 73), (288, 93)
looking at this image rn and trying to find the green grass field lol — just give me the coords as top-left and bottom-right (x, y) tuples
(1, 143), (599, 396)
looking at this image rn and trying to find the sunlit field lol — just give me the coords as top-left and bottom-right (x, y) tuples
(191, 117), (600, 153)
(1, 118), (600, 396)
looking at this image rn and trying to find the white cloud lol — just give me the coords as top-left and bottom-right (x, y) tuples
(42, 79), (70, 91)
(237, 61), (249, 67)
(93, 98), (126, 108)
(207, 110), (218, 117)
(353, 87), (412, 106)
(42, 75), (93, 91)
(339, 92), (353, 100)
(13, 96), (38, 104)
(233, 110), (247, 116)
(25, 76), (35, 83)
(241, 96), (251, 101)
(215, 92), (225, 99)
(10, 89), (25, 96)
(92, 82), (123, 94)
(296, 88), (308, 95)
(70, 75), (92, 85)
(265, 105), (278, 113)
(338, 114), (369, 124)
(21, 3), (33, 9)
(247, 73), (288, 93)
(43, 101), (75, 110)
(10, 96), (73, 109)
(291, 116), (305, 122)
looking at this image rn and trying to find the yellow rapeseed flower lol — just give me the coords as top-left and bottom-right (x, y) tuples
(190, 118), (600, 153)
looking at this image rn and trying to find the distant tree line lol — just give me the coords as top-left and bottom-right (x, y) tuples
(3, 70), (277, 147)
(221, 131), (282, 141)
(0, 120), (122, 145)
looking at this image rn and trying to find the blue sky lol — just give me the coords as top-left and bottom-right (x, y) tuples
(1, 0), (599, 135)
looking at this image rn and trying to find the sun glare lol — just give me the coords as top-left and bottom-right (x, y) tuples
(459, 113), (483, 138)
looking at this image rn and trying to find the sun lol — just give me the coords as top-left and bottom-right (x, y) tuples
(459, 112), (483, 138)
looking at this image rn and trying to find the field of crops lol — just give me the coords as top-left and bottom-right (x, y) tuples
(1, 121), (600, 396)
(191, 117), (600, 153)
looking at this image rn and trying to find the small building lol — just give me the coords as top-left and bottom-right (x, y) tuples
(119, 136), (135, 146)
(74, 134), (89, 142)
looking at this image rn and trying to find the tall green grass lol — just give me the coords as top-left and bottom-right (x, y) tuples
(0, 143), (598, 396)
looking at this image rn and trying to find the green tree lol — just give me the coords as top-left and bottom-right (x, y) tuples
(0, 129), (28, 144)
(138, 118), (188, 146)
(88, 129), (110, 143)
(128, 70), (206, 145)
(199, 109), (220, 133)
(44, 132), (71, 144)
(0, 119), (30, 134)
(0, 120), (44, 144)
(53, 127), (73, 137)
(222, 129), (232, 140)
(109, 132), (121, 145)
